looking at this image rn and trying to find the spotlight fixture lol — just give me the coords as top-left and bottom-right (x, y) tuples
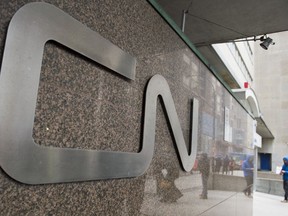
(259, 36), (275, 50)
(232, 34), (275, 50)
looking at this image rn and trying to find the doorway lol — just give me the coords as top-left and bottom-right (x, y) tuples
(259, 153), (271, 171)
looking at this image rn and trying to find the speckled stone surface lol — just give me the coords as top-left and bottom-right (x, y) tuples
(0, 0), (253, 215)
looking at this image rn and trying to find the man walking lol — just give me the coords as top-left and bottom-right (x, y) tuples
(242, 155), (254, 198)
(280, 156), (288, 203)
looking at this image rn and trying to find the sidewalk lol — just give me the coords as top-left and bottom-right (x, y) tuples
(253, 192), (287, 216)
(141, 175), (287, 215)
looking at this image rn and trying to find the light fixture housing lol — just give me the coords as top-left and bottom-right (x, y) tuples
(260, 37), (274, 50)
(232, 34), (275, 50)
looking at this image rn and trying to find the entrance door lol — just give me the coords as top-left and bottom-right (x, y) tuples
(260, 153), (271, 171)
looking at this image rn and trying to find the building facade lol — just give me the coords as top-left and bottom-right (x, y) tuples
(0, 1), (254, 215)
(254, 31), (288, 172)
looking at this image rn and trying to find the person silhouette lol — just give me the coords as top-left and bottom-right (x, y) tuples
(242, 155), (254, 198)
(280, 156), (288, 203)
(198, 153), (210, 199)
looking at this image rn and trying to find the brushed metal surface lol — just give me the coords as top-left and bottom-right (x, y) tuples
(0, 3), (198, 184)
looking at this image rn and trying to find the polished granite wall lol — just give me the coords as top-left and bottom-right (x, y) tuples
(0, 0), (254, 215)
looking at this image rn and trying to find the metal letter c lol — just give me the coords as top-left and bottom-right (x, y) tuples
(0, 3), (198, 184)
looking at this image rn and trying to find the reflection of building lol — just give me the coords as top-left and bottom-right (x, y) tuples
(154, 0), (288, 204)
(156, 0), (286, 173)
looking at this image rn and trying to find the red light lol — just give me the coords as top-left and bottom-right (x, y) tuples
(244, 82), (249, 88)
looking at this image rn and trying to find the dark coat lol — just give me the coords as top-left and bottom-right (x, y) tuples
(198, 153), (210, 176)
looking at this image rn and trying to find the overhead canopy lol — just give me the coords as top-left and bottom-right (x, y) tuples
(232, 89), (274, 139)
(232, 89), (261, 118)
(154, 0), (288, 89)
(155, 0), (288, 46)
(152, 0), (277, 139)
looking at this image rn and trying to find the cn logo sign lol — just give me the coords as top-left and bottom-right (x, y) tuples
(0, 3), (199, 184)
